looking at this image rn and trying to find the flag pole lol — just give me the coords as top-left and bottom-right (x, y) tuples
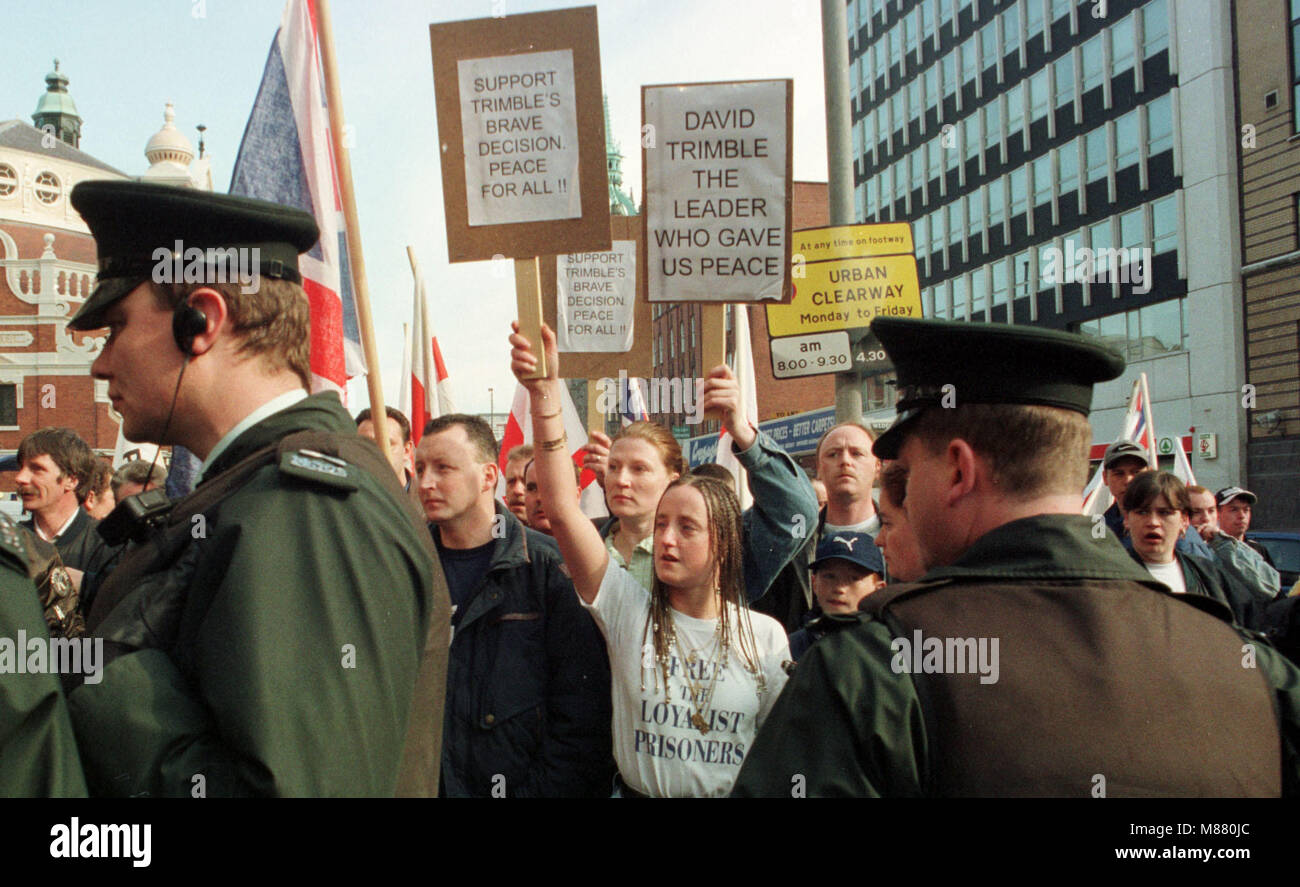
(316, 0), (389, 447)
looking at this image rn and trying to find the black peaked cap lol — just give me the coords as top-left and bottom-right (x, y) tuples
(68, 180), (319, 331)
(869, 317), (1125, 460)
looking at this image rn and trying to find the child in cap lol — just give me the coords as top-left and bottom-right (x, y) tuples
(787, 531), (885, 662)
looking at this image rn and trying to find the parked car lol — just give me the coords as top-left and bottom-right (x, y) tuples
(1247, 532), (1300, 593)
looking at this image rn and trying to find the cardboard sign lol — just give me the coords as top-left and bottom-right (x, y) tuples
(430, 6), (611, 262)
(642, 79), (792, 303)
(557, 241), (637, 352)
(525, 215), (653, 379)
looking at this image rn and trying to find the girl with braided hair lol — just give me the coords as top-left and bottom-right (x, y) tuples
(510, 322), (789, 797)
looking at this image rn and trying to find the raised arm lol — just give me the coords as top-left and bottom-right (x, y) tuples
(509, 321), (609, 603)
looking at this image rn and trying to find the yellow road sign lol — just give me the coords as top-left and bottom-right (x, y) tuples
(791, 222), (913, 264)
(767, 253), (921, 337)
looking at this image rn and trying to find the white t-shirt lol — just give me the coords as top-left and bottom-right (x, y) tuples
(582, 565), (791, 798)
(823, 513), (881, 537)
(1143, 559), (1188, 595)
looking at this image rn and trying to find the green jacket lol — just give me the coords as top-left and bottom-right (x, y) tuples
(68, 393), (438, 797)
(732, 514), (1300, 798)
(0, 514), (87, 796)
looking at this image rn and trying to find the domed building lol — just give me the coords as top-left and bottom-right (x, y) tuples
(0, 63), (211, 479)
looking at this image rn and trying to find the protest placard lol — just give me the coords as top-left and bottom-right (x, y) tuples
(430, 6), (611, 263)
(523, 215), (653, 379)
(642, 79), (792, 304)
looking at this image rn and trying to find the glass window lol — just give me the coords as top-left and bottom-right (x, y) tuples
(943, 53), (958, 98)
(1115, 109), (1140, 169)
(896, 159), (909, 203)
(931, 206), (946, 253)
(1111, 15), (1135, 77)
(981, 20), (1000, 71)
(1054, 52), (1075, 110)
(1051, 0), (1070, 22)
(1152, 194), (1177, 255)
(947, 127), (962, 171)
(880, 164), (893, 212)
(1061, 232), (1083, 283)
(1081, 34), (1104, 93)
(1038, 241), (1057, 291)
(984, 100), (1002, 156)
(961, 38), (979, 86)
(1014, 249), (1033, 297)
(864, 178), (877, 219)
(1026, 0), (1044, 38)
(875, 39), (888, 82)
(1006, 82), (1025, 139)
(1098, 311), (1126, 352)
(1144, 0), (1168, 58)
(904, 9), (918, 58)
(925, 65), (939, 114)
(909, 79), (923, 125)
(910, 150), (923, 192)
(1085, 126), (1108, 183)
(992, 261), (1009, 308)
(1030, 69), (1050, 123)
(890, 22), (903, 69)
(1141, 299), (1182, 355)
(934, 280), (950, 319)
(1147, 94), (1173, 156)
(988, 176), (1006, 227)
(968, 187), (984, 239)
(952, 275), (968, 319)
(864, 107), (877, 158)
(966, 112), (982, 161)
(1121, 206), (1144, 251)
(1090, 217), (1112, 254)
(1059, 139), (1079, 196)
(891, 91), (905, 138)
(921, 1), (936, 46)
(922, 286), (934, 317)
(928, 135), (943, 181)
(1010, 165), (1028, 215)
(1001, 5), (1020, 58)
(915, 215), (929, 258)
(939, 0), (953, 28)
(1033, 153), (1053, 206)
(971, 266), (989, 317)
(948, 196), (965, 246)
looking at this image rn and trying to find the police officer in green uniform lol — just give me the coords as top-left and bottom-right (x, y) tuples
(733, 318), (1300, 797)
(0, 513), (87, 796)
(63, 181), (450, 797)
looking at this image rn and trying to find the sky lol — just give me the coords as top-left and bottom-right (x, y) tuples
(1, 0), (830, 416)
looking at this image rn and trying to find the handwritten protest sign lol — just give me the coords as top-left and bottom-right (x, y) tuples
(430, 6), (610, 263)
(642, 79), (792, 303)
(557, 241), (636, 352)
(458, 51), (581, 226)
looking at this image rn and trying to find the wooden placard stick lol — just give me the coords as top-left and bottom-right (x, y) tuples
(514, 257), (548, 380)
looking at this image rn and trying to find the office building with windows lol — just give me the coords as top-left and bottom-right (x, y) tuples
(847, 0), (1247, 490)
(1234, 0), (1300, 531)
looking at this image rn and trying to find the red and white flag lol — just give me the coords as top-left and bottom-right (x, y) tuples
(498, 383), (606, 518)
(402, 250), (455, 446)
(229, 0), (364, 393)
(715, 305), (758, 510)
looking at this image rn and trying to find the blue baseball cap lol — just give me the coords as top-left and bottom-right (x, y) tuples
(810, 532), (884, 576)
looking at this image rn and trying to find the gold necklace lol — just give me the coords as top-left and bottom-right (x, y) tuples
(668, 614), (727, 735)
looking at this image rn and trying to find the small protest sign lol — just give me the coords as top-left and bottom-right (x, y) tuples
(642, 79), (792, 304)
(556, 241), (636, 352)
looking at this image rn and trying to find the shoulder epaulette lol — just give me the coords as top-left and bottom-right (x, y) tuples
(0, 512), (29, 573)
(278, 448), (359, 492)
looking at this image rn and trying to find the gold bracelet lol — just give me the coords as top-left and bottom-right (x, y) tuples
(537, 434), (568, 452)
